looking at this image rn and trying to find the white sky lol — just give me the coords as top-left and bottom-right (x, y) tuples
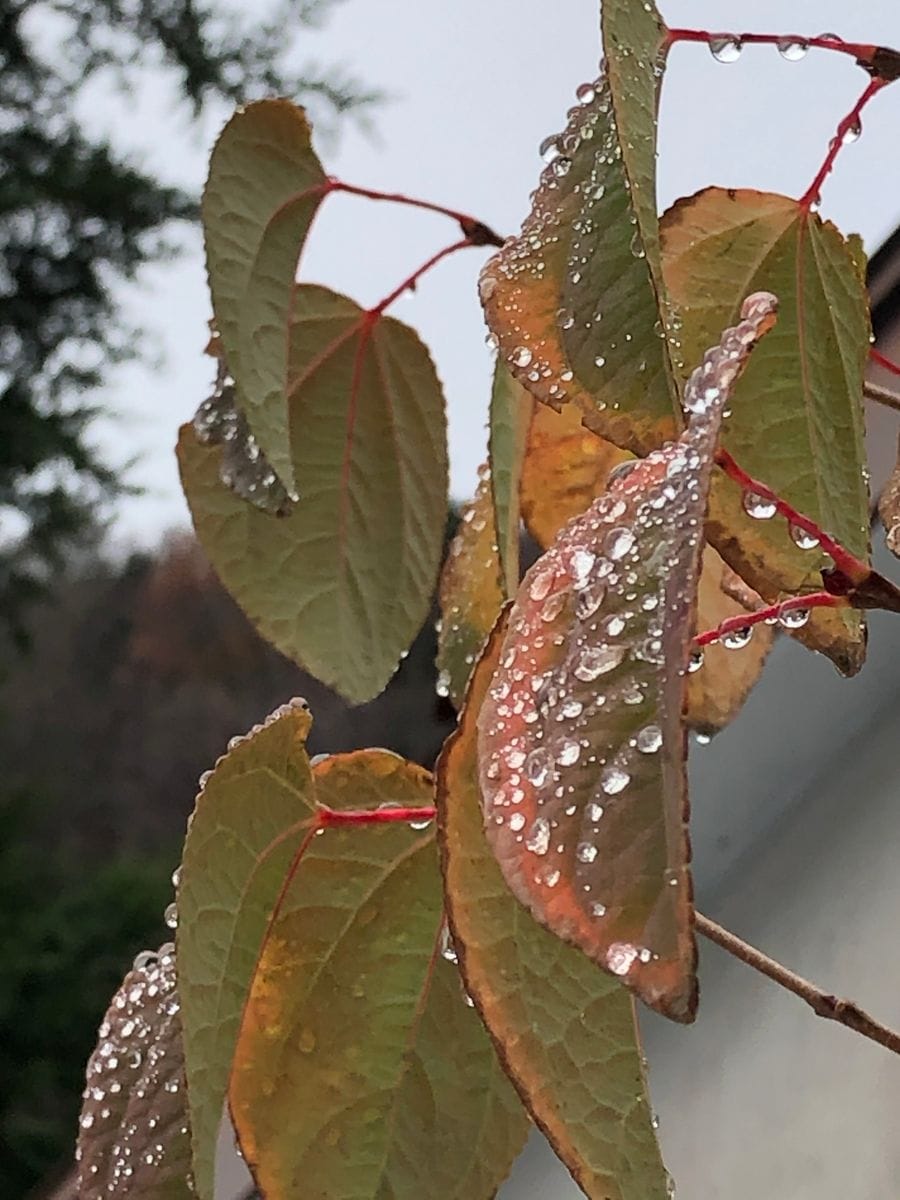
(85, 0), (900, 545)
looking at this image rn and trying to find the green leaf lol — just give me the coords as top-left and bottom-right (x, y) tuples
(437, 616), (670, 1200)
(230, 750), (528, 1200)
(479, 18), (675, 455)
(179, 283), (449, 704)
(77, 945), (192, 1200)
(662, 188), (871, 673)
(177, 700), (317, 1200)
(489, 363), (530, 595)
(203, 100), (327, 493)
(474, 295), (778, 1021)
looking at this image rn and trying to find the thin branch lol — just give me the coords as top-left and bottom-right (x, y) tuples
(693, 592), (845, 648)
(800, 77), (889, 209)
(370, 237), (475, 315)
(325, 178), (504, 246)
(871, 348), (900, 377)
(696, 913), (900, 1057)
(664, 28), (882, 67)
(864, 379), (900, 413)
(319, 805), (436, 827)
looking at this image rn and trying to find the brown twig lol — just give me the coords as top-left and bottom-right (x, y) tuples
(696, 913), (900, 1056)
(864, 379), (900, 413)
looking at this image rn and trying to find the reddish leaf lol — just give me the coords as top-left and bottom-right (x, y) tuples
(477, 293), (778, 1021)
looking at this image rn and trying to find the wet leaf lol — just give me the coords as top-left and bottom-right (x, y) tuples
(203, 100), (327, 492)
(476, 294), (778, 1021)
(662, 188), (871, 673)
(437, 616), (669, 1200)
(177, 700), (316, 1200)
(437, 466), (505, 708)
(688, 546), (773, 735)
(489, 363), (530, 594)
(77, 944), (192, 1199)
(230, 750), (528, 1200)
(179, 283), (448, 704)
(520, 406), (771, 732)
(878, 435), (900, 556)
(479, 15), (676, 457)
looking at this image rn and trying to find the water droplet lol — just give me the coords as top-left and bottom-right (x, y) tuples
(440, 925), (459, 964)
(577, 841), (598, 863)
(529, 565), (555, 602)
(574, 643), (626, 681)
(777, 38), (808, 61)
(790, 523), (820, 550)
(607, 942), (639, 975)
(128, 1050), (143, 1070)
(779, 606), (810, 629)
(594, 354), (607, 369)
(170, 866), (181, 889)
(512, 346), (533, 369)
(576, 82), (596, 105)
(842, 118), (862, 145)
(557, 739), (581, 767)
(298, 1029), (316, 1053)
(435, 669), (451, 698)
(525, 747), (553, 786)
(539, 135), (561, 163)
(552, 156), (572, 178)
(688, 648), (704, 673)
(742, 491), (777, 520)
(525, 817), (551, 856)
(133, 950), (157, 971)
(409, 812), (433, 831)
(709, 35), (743, 63)
(588, 802), (604, 822)
(576, 581), (606, 620)
(636, 725), (662, 754)
(557, 307), (575, 330)
(163, 902), (178, 930)
(509, 811), (526, 833)
(722, 626), (753, 650)
(591, 901), (607, 917)
(600, 766), (630, 795)
(605, 526), (635, 560)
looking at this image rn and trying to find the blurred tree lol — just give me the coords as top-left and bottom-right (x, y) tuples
(0, 0), (376, 645)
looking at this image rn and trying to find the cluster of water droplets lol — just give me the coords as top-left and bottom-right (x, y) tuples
(76, 939), (192, 1197)
(478, 293), (778, 985)
(193, 362), (296, 516)
(707, 32), (844, 65)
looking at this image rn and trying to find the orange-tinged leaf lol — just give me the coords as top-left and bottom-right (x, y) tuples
(203, 101), (327, 493)
(77, 945), (192, 1199)
(437, 615), (670, 1199)
(437, 465), (505, 708)
(662, 187), (871, 673)
(688, 546), (773, 735)
(520, 402), (631, 549)
(230, 750), (528, 1200)
(179, 283), (448, 704)
(477, 294), (778, 1021)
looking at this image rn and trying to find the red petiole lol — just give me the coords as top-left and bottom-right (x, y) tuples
(318, 805), (436, 827)
(693, 592), (845, 648)
(664, 29), (881, 66)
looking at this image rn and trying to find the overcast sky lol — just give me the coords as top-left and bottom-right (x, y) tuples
(84, 0), (900, 545)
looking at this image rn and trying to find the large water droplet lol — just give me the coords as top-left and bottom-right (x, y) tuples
(600, 765), (630, 795)
(790, 523), (820, 550)
(779, 606), (810, 629)
(777, 38), (808, 61)
(722, 626), (753, 650)
(709, 35), (743, 63)
(636, 724), (662, 754)
(742, 491), (777, 520)
(605, 526), (636, 560)
(512, 346), (533, 369)
(556, 739), (581, 767)
(163, 902), (178, 930)
(842, 118), (862, 145)
(525, 747), (553, 786)
(688, 648), (704, 673)
(525, 817), (551, 856)
(577, 841), (598, 863)
(574, 643), (626, 681)
(606, 942), (639, 975)
(539, 135), (561, 164)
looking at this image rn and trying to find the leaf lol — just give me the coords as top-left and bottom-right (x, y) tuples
(437, 615), (669, 1200)
(437, 466), (505, 708)
(178, 283), (449, 704)
(203, 100), (327, 492)
(661, 188), (871, 674)
(177, 699), (316, 1200)
(520, 404), (771, 732)
(230, 750), (528, 1200)
(476, 294), (778, 1021)
(479, 19), (676, 457)
(878, 434), (900, 556)
(77, 944), (192, 1199)
(688, 546), (774, 735)
(489, 363), (530, 594)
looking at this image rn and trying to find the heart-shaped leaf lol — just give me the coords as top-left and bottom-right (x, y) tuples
(203, 100), (327, 492)
(77, 944), (192, 1199)
(177, 699), (316, 1200)
(437, 615), (670, 1200)
(662, 188), (871, 673)
(476, 294), (778, 1021)
(179, 283), (449, 704)
(230, 750), (528, 1200)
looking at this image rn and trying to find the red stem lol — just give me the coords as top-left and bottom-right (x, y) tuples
(318, 805), (436, 827)
(665, 29), (880, 65)
(714, 448), (868, 582)
(693, 592), (845, 647)
(871, 349), (900, 377)
(371, 237), (474, 316)
(800, 78), (888, 209)
(325, 179), (504, 247)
